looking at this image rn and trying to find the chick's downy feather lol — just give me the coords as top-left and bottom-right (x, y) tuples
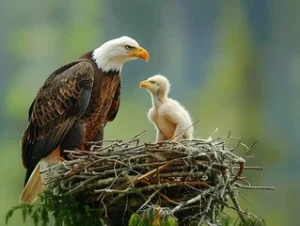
(140, 74), (194, 142)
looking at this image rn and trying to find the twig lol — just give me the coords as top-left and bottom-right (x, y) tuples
(227, 184), (246, 222)
(241, 139), (257, 157)
(94, 183), (178, 194)
(133, 161), (173, 184)
(141, 179), (180, 205)
(171, 185), (219, 214)
(198, 195), (213, 225)
(138, 189), (161, 212)
(235, 184), (276, 190)
(171, 120), (199, 141)
(233, 166), (263, 170)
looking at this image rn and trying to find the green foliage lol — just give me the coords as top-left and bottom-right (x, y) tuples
(219, 215), (233, 226)
(189, 214), (233, 226)
(128, 210), (178, 226)
(129, 213), (142, 226)
(187, 217), (232, 226)
(239, 215), (266, 226)
(154, 212), (265, 226)
(161, 216), (178, 226)
(6, 190), (104, 226)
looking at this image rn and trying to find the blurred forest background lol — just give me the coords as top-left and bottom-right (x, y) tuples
(0, 0), (299, 225)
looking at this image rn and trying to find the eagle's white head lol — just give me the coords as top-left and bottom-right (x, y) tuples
(92, 36), (150, 72)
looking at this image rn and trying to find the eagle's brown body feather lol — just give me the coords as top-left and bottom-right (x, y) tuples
(19, 36), (149, 203)
(21, 51), (121, 186)
(81, 58), (121, 145)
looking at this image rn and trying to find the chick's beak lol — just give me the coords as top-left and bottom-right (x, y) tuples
(139, 80), (151, 88)
(132, 47), (150, 62)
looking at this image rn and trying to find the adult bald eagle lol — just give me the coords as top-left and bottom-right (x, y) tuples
(20, 36), (149, 203)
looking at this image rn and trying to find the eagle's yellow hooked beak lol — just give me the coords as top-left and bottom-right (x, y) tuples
(131, 47), (150, 62)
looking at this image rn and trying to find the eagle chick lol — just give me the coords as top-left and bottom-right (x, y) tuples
(139, 75), (194, 142)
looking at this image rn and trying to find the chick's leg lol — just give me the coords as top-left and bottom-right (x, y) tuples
(172, 122), (187, 141)
(156, 130), (167, 142)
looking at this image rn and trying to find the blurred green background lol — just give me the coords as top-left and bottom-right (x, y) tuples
(0, 0), (299, 225)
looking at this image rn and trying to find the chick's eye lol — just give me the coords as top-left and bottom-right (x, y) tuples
(125, 45), (133, 50)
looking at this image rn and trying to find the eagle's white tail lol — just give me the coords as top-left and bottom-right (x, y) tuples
(19, 147), (61, 203)
(19, 161), (46, 203)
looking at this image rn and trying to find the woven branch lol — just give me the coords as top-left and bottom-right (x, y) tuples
(44, 132), (275, 225)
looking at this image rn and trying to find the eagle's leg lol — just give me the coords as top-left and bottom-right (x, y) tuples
(93, 125), (104, 142)
(60, 120), (85, 159)
(92, 125), (104, 147)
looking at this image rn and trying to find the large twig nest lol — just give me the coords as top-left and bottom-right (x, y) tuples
(44, 132), (274, 226)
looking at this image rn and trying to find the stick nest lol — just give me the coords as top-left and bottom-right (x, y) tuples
(44, 132), (274, 225)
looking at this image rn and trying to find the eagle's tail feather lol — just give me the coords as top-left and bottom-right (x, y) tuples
(19, 147), (61, 203)
(19, 163), (45, 203)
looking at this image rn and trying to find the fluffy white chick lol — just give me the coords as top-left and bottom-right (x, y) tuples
(139, 74), (194, 142)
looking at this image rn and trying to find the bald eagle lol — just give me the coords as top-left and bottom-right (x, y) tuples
(139, 75), (193, 142)
(20, 36), (149, 203)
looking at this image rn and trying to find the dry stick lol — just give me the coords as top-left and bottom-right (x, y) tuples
(230, 137), (245, 153)
(227, 131), (232, 139)
(99, 176), (146, 210)
(96, 172), (133, 201)
(220, 176), (230, 198)
(235, 183), (276, 190)
(176, 204), (201, 212)
(227, 137), (256, 154)
(163, 181), (211, 188)
(141, 179), (180, 205)
(237, 177), (251, 186)
(158, 192), (180, 205)
(133, 161), (173, 184)
(138, 189), (161, 212)
(88, 139), (123, 144)
(80, 177), (128, 194)
(170, 120), (199, 141)
(130, 130), (146, 140)
(237, 162), (245, 177)
(211, 204), (216, 224)
(94, 140), (136, 155)
(90, 161), (171, 173)
(90, 158), (184, 175)
(227, 183), (247, 223)
(207, 127), (219, 141)
(208, 142), (221, 164)
(122, 144), (145, 153)
(171, 185), (219, 214)
(84, 157), (114, 170)
(65, 175), (104, 195)
(158, 171), (204, 178)
(233, 166), (263, 170)
(223, 151), (245, 164)
(241, 139), (257, 158)
(94, 183), (177, 194)
(198, 195), (213, 225)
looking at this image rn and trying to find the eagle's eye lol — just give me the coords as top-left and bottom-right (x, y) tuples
(125, 45), (134, 50)
(149, 80), (155, 84)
